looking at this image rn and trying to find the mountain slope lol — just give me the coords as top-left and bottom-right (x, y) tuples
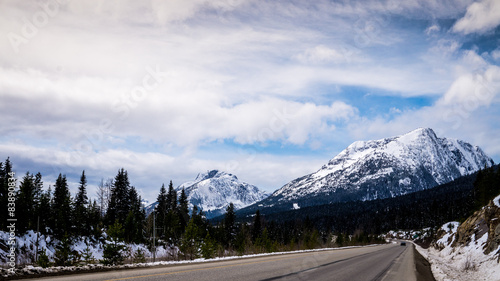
(250, 128), (493, 211)
(177, 170), (269, 219)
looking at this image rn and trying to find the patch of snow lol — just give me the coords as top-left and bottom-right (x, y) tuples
(493, 194), (500, 208)
(415, 222), (500, 281)
(292, 203), (300, 210)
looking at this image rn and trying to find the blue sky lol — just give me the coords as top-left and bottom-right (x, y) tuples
(1, 0), (500, 203)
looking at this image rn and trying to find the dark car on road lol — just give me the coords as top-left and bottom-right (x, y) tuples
(400, 242), (406, 246)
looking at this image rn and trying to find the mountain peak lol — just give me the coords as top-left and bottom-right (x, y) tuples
(400, 127), (437, 141)
(266, 128), (493, 209)
(194, 170), (238, 181)
(178, 170), (268, 219)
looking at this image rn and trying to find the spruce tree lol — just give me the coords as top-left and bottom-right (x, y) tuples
(74, 170), (89, 236)
(178, 188), (189, 233)
(155, 184), (167, 238)
(224, 203), (236, 247)
(54, 233), (74, 266)
(38, 187), (52, 234)
(252, 210), (262, 242)
(87, 199), (103, 239)
(180, 217), (200, 260)
(125, 187), (146, 243)
(53, 174), (73, 239)
(0, 158), (13, 229)
(166, 180), (177, 211)
(17, 172), (36, 233)
(103, 220), (126, 265)
(106, 169), (131, 226)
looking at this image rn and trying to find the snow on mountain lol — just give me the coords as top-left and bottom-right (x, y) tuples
(263, 128), (494, 208)
(177, 170), (269, 219)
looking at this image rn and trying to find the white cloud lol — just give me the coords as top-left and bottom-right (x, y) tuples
(453, 0), (500, 34)
(295, 45), (350, 64)
(425, 24), (440, 35)
(438, 65), (500, 107)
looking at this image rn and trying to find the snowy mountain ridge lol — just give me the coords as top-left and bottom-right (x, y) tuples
(262, 128), (493, 208)
(176, 170), (269, 219)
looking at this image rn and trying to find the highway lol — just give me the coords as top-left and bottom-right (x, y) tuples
(35, 243), (431, 281)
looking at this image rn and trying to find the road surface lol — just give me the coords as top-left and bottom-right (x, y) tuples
(34, 243), (432, 281)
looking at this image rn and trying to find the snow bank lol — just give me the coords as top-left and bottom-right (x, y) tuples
(415, 222), (500, 281)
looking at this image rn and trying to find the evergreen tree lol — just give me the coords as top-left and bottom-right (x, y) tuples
(106, 169), (131, 226)
(54, 233), (74, 266)
(235, 224), (251, 255)
(201, 232), (217, 259)
(224, 203), (236, 247)
(52, 174), (73, 239)
(166, 180), (177, 211)
(0, 158), (13, 229)
(103, 220), (127, 265)
(87, 199), (102, 239)
(124, 187), (146, 243)
(38, 187), (52, 234)
(177, 188), (189, 233)
(74, 170), (89, 236)
(251, 210), (262, 242)
(17, 172), (36, 233)
(180, 217), (201, 260)
(155, 184), (168, 237)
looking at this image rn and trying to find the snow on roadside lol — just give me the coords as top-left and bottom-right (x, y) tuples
(415, 222), (500, 281)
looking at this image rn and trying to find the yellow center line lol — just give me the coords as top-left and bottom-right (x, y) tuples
(104, 253), (318, 281)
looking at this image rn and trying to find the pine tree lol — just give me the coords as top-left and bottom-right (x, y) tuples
(53, 174), (73, 239)
(74, 170), (89, 236)
(106, 169), (131, 226)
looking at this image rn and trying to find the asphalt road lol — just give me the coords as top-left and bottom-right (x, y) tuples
(34, 243), (429, 281)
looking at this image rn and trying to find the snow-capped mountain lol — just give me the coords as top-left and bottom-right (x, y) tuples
(176, 170), (269, 219)
(255, 128), (494, 210)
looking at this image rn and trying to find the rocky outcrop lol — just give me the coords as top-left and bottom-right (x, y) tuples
(452, 200), (500, 256)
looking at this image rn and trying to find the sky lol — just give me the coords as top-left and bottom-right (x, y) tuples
(1, 0), (500, 203)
